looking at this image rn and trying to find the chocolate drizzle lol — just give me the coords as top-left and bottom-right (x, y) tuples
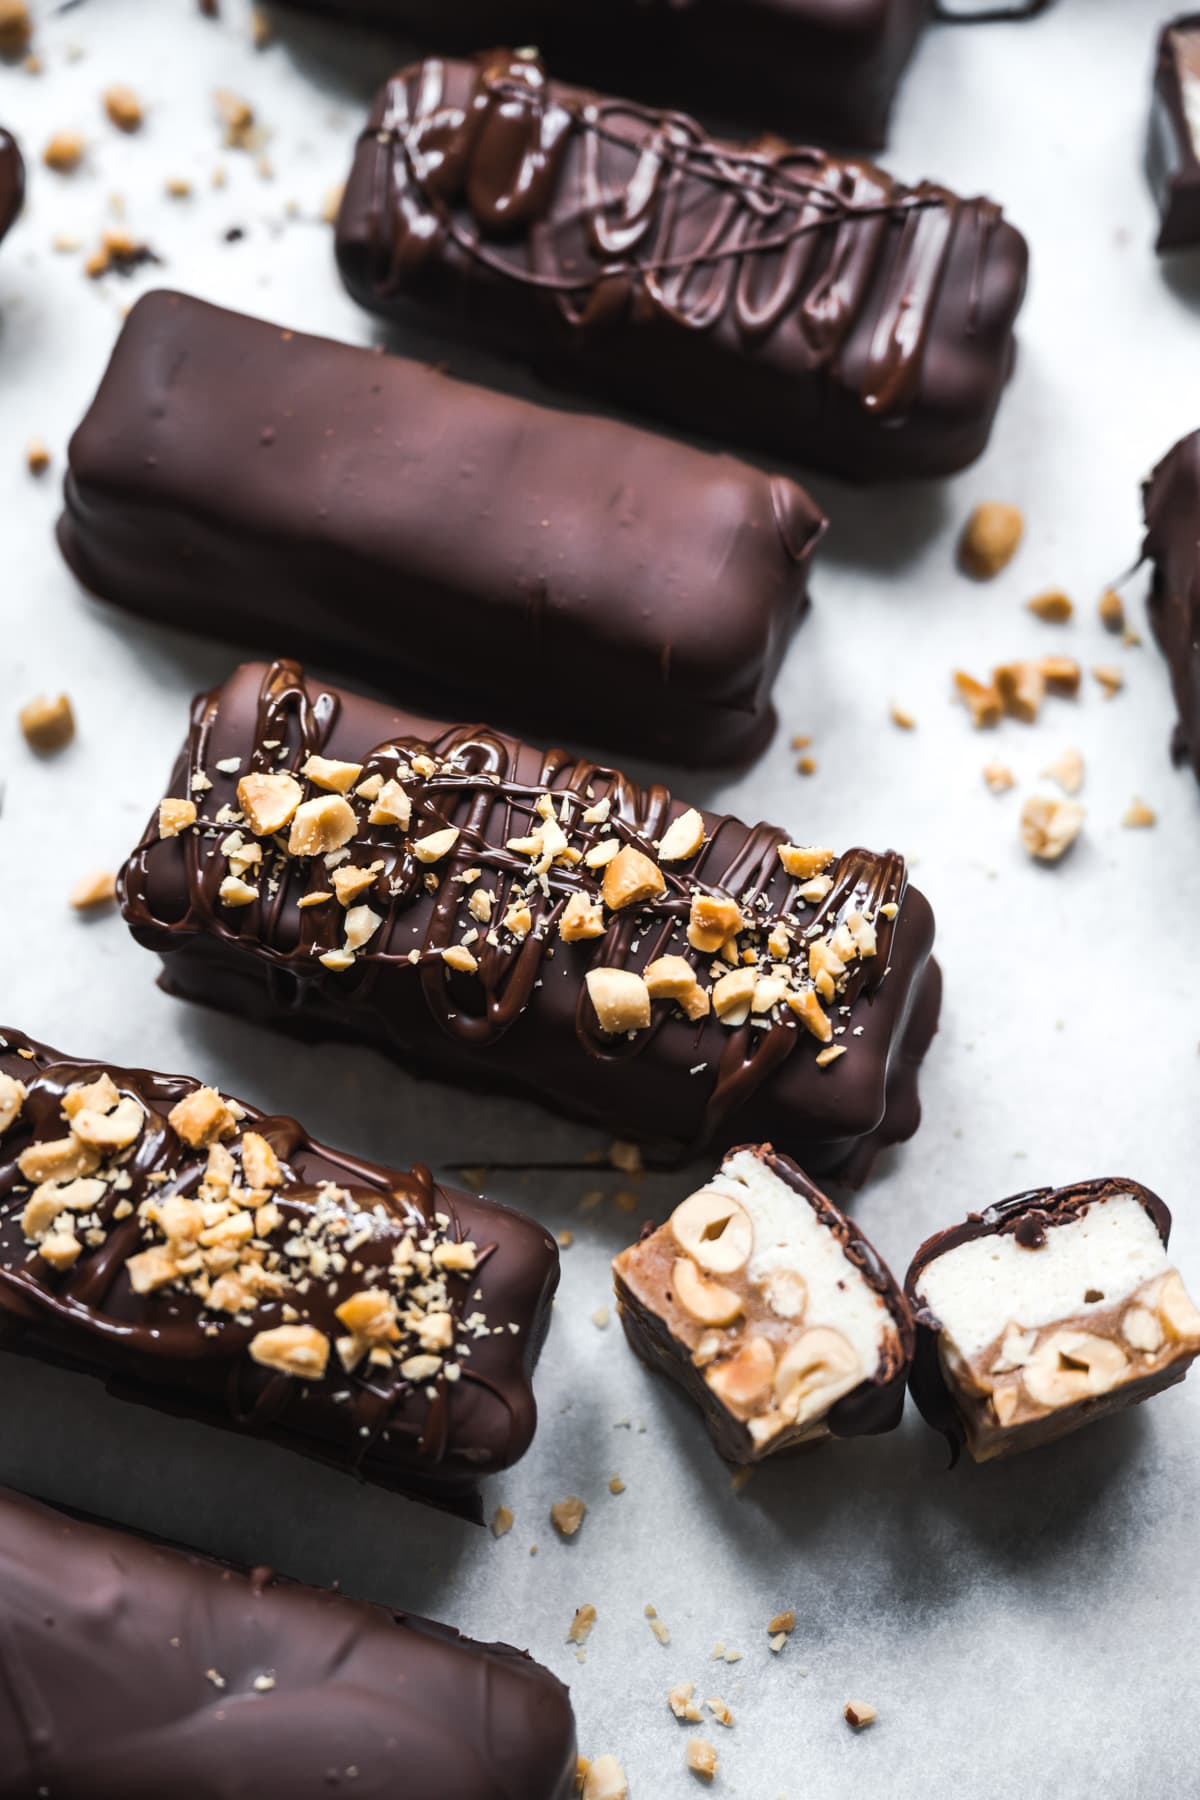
(119, 661), (940, 1177)
(904, 1178), (1173, 1464)
(0, 1488), (578, 1799)
(336, 52), (1029, 480)
(0, 1028), (559, 1515)
(0, 128), (23, 248)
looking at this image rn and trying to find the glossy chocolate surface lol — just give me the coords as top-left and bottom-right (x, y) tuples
(614, 1145), (914, 1464)
(905, 1179), (1173, 1462)
(1143, 427), (1200, 782)
(0, 1028), (559, 1514)
(0, 127), (23, 246)
(119, 660), (940, 1183)
(0, 1487), (578, 1799)
(58, 291), (824, 768)
(272, 0), (931, 147)
(335, 50), (1028, 482)
(1147, 16), (1200, 252)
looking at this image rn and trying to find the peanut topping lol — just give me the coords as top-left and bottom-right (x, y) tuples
(0, 1074), (27, 1135)
(1093, 664), (1123, 699)
(958, 502), (1023, 578)
(686, 1738), (719, 1780)
(168, 1086), (238, 1149)
(249, 1324), (331, 1381)
(70, 1095), (144, 1152)
(1098, 587), (1125, 633)
(442, 945), (479, 974)
(413, 826), (459, 864)
(586, 968), (651, 1035)
(367, 778), (411, 827)
(302, 754), (363, 794)
(18, 1135), (100, 1184)
(158, 797), (197, 838)
(238, 771), (303, 836)
(551, 1496), (586, 1537)
(103, 85), (144, 132)
(331, 864), (379, 907)
(994, 660), (1045, 724)
(687, 893), (742, 953)
(218, 876), (258, 908)
(602, 844), (666, 911)
(1041, 748), (1084, 796)
(983, 762), (1016, 794)
(19, 693), (75, 753)
(1020, 795), (1085, 862)
(787, 987), (832, 1043)
(1122, 798), (1156, 829)
(241, 1131), (282, 1189)
(581, 1755), (627, 1800)
(844, 1701), (877, 1729)
(288, 793), (357, 856)
(559, 891), (605, 942)
(658, 807), (706, 863)
(1040, 655), (1082, 697)
(778, 844), (834, 880)
(43, 130), (85, 173)
(712, 967), (756, 1025)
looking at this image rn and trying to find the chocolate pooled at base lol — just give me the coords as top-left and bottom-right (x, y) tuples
(335, 49), (1029, 483)
(1143, 426), (1200, 783)
(0, 1029), (558, 1517)
(1147, 15), (1200, 252)
(57, 290), (826, 770)
(269, 0), (931, 148)
(0, 127), (23, 246)
(0, 1487), (578, 1799)
(119, 660), (940, 1184)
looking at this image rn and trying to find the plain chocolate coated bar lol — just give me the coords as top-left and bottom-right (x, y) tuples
(614, 1145), (913, 1465)
(0, 128), (22, 246)
(270, 0), (932, 148)
(335, 50), (1029, 482)
(0, 1487), (578, 1799)
(1147, 15), (1200, 252)
(0, 1028), (558, 1516)
(906, 1180), (1200, 1463)
(1143, 426), (1200, 783)
(119, 659), (940, 1184)
(58, 291), (825, 768)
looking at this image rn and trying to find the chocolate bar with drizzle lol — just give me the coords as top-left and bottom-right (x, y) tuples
(0, 1028), (558, 1517)
(1147, 14), (1200, 252)
(119, 660), (940, 1182)
(335, 50), (1029, 482)
(0, 1487), (578, 1799)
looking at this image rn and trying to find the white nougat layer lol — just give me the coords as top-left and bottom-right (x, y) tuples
(916, 1193), (1170, 1361)
(711, 1149), (892, 1375)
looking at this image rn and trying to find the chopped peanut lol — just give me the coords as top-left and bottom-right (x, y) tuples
(69, 871), (116, 911)
(19, 693), (75, 753)
(602, 844), (666, 911)
(103, 85), (144, 132)
(1026, 588), (1072, 623)
(687, 893), (742, 953)
(288, 793), (357, 856)
(249, 1324), (330, 1381)
(1021, 795), (1085, 862)
(954, 671), (1002, 728)
(168, 1086), (237, 1149)
(238, 771), (303, 837)
(958, 502), (1023, 578)
(559, 891), (605, 942)
(994, 661), (1045, 724)
(585, 968), (651, 1035)
(158, 797), (197, 838)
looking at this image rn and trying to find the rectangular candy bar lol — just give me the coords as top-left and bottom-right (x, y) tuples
(613, 1145), (913, 1465)
(0, 128), (22, 246)
(906, 1180), (1200, 1463)
(1147, 15), (1200, 252)
(1143, 426), (1200, 783)
(335, 51), (1029, 482)
(271, 0), (930, 148)
(0, 1028), (558, 1515)
(58, 291), (824, 768)
(0, 1487), (577, 1799)
(119, 660), (940, 1184)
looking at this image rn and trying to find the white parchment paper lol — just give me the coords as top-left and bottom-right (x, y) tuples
(1, 2), (1198, 1794)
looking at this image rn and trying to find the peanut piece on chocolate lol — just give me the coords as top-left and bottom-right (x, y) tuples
(778, 843), (834, 879)
(168, 1086), (238, 1149)
(159, 797), (197, 838)
(239, 770), (303, 836)
(602, 844), (665, 910)
(288, 792), (357, 855)
(559, 891), (605, 942)
(586, 968), (651, 1034)
(303, 754), (363, 794)
(687, 893), (742, 953)
(658, 807), (706, 862)
(0, 1074), (26, 1135)
(249, 1324), (330, 1381)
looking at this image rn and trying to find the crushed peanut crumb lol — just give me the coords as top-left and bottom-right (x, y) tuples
(69, 870), (116, 911)
(959, 502), (1023, 578)
(26, 437), (50, 475)
(1026, 588), (1072, 623)
(1122, 798), (1156, 828)
(1020, 795), (1085, 862)
(492, 1505), (514, 1539)
(551, 1497), (587, 1538)
(43, 129), (85, 172)
(1093, 664), (1123, 698)
(845, 1700), (877, 1730)
(103, 85), (143, 132)
(568, 1604), (597, 1645)
(687, 1738), (719, 1780)
(20, 693), (74, 753)
(581, 1754), (627, 1800)
(983, 762), (1015, 794)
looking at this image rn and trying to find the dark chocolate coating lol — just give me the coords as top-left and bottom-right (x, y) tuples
(0, 1028), (559, 1516)
(270, 0), (931, 148)
(1147, 16), (1200, 253)
(335, 51), (1029, 483)
(119, 659), (940, 1184)
(0, 1487), (577, 1799)
(0, 127), (23, 246)
(1143, 426), (1200, 782)
(58, 290), (825, 768)
(904, 1179), (1173, 1463)
(614, 1144), (914, 1464)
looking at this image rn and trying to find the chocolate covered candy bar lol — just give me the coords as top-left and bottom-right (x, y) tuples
(0, 1028), (558, 1514)
(906, 1180), (1200, 1463)
(1148, 15), (1200, 252)
(0, 127), (23, 246)
(613, 1145), (912, 1464)
(120, 660), (940, 1182)
(0, 1487), (577, 1799)
(335, 51), (1029, 482)
(59, 291), (824, 767)
(272, 0), (930, 148)
(1143, 426), (1200, 782)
